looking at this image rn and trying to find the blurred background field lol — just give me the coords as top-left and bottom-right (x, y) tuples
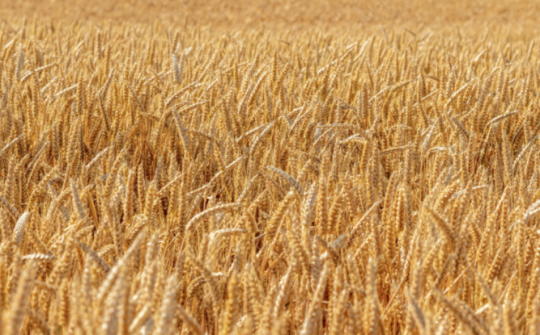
(0, 0), (539, 30)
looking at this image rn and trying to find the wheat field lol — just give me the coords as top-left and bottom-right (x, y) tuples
(1, 2), (540, 335)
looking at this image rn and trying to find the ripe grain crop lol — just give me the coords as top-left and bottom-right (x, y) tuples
(1, 9), (540, 335)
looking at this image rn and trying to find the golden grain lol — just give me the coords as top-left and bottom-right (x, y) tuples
(0, 3), (540, 334)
